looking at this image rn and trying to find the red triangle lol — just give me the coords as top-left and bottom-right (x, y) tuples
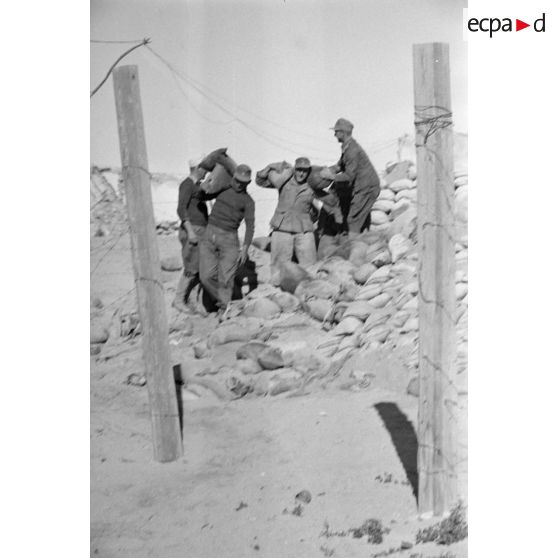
(516, 19), (530, 31)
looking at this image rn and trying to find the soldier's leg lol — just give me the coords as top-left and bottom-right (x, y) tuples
(294, 231), (317, 268)
(198, 226), (220, 305)
(270, 230), (295, 286)
(216, 229), (241, 308)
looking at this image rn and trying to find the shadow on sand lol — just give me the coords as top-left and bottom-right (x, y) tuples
(374, 402), (418, 502)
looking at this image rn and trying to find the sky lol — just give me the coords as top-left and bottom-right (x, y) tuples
(90, 0), (468, 176)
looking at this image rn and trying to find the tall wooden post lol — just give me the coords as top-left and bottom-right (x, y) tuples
(112, 65), (183, 463)
(412, 43), (458, 515)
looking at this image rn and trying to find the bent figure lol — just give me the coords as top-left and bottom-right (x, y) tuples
(199, 164), (255, 317)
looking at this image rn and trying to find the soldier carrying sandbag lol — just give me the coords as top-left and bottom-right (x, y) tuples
(172, 158), (211, 315)
(320, 118), (381, 237)
(199, 164), (255, 320)
(256, 157), (317, 285)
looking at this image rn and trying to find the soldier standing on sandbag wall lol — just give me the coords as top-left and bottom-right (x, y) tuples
(255, 157), (317, 286)
(199, 164), (255, 319)
(173, 159), (210, 314)
(311, 185), (344, 259)
(320, 118), (381, 237)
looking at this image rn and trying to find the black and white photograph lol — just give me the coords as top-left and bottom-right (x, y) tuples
(89, 1), (470, 556)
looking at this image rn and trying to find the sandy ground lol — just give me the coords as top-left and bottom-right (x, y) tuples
(90, 227), (467, 558)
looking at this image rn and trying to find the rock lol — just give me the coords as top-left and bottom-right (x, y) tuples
(407, 377), (419, 397)
(373, 199), (395, 213)
(270, 291), (300, 313)
(305, 299), (333, 321)
(237, 342), (271, 360)
(389, 177), (414, 193)
(342, 301), (375, 321)
(279, 262), (312, 294)
(369, 292), (392, 309)
(90, 324), (109, 344)
(370, 210), (389, 225)
(258, 347), (285, 370)
(353, 263), (377, 285)
(371, 249), (392, 267)
(331, 316), (363, 336)
(295, 490), (312, 504)
(243, 297), (281, 319)
(236, 359), (263, 375)
(388, 234), (411, 263)
(160, 256), (182, 272)
(295, 279), (339, 301)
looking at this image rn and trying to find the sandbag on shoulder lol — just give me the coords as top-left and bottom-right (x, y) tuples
(200, 148), (237, 195)
(256, 161), (293, 189)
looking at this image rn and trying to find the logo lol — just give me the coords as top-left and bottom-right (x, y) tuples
(466, 12), (546, 38)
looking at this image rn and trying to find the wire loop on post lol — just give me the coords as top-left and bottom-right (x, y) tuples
(414, 105), (453, 146)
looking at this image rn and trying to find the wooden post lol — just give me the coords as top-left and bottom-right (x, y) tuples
(112, 65), (183, 463)
(412, 43), (458, 515)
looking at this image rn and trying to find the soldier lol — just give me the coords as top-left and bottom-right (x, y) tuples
(256, 157), (317, 285)
(199, 164), (255, 318)
(320, 118), (381, 237)
(172, 159), (209, 314)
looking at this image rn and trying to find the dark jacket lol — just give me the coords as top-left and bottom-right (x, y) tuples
(333, 137), (380, 194)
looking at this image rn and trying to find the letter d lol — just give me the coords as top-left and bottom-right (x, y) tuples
(534, 13), (545, 32)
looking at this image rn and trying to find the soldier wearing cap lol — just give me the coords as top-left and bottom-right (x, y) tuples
(321, 118), (381, 235)
(256, 157), (317, 285)
(172, 158), (210, 314)
(199, 164), (255, 316)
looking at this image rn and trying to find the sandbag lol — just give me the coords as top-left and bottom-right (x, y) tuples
(161, 256), (182, 272)
(294, 279), (339, 301)
(236, 342), (271, 361)
(252, 236), (271, 251)
(342, 301), (374, 321)
(258, 347), (285, 370)
(455, 282), (468, 300)
(279, 262), (312, 294)
(365, 266), (391, 284)
(267, 161), (293, 189)
(348, 241), (369, 267)
(388, 234), (411, 263)
(389, 177), (415, 193)
(368, 292), (392, 309)
(243, 297), (281, 319)
(201, 160), (237, 195)
(270, 291), (301, 313)
(363, 324), (390, 344)
(199, 147), (235, 173)
(370, 210), (389, 225)
(377, 188), (395, 201)
(90, 324), (109, 344)
(304, 299), (333, 321)
(331, 316), (363, 336)
(395, 189), (417, 203)
(373, 199), (395, 213)
(209, 324), (256, 347)
(236, 359), (263, 375)
(371, 249), (391, 267)
(363, 307), (392, 332)
(307, 165), (338, 191)
(388, 206), (417, 239)
(355, 283), (383, 301)
(352, 263), (377, 285)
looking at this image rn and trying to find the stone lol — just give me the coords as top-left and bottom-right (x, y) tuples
(236, 342), (271, 361)
(258, 347), (285, 370)
(160, 256), (182, 272)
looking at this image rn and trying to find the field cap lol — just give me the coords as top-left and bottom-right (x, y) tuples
(331, 118), (354, 132)
(294, 157), (311, 170)
(234, 164), (252, 183)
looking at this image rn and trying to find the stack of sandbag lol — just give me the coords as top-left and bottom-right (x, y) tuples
(199, 147), (237, 195)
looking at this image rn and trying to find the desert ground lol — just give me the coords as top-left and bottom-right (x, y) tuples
(90, 163), (468, 558)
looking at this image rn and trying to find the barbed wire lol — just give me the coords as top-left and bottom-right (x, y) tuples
(414, 105), (453, 146)
(91, 39), (147, 44)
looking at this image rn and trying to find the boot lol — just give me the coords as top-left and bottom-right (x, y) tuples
(172, 274), (191, 314)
